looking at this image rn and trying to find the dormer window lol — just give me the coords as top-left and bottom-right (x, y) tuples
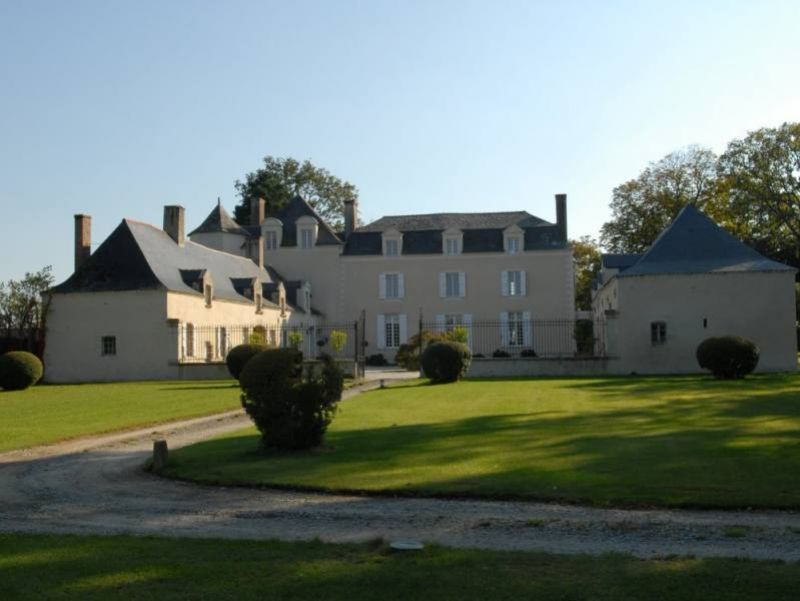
(383, 229), (403, 256)
(300, 229), (313, 249)
(506, 236), (520, 254)
(296, 216), (318, 249)
(265, 230), (278, 250)
(261, 217), (283, 251)
(385, 239), (400, 256)
(442, 229), (463, 255)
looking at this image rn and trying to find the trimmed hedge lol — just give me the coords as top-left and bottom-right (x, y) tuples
(239, 349), (343, 450)
(420, 341), (471, 384)
(696, 336), (760, 379)
(0, 351), (43, 391)
(225, 344), (269, 380)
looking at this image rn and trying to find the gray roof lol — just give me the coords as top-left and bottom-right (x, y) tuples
(267, 195), (343, 247)
(617, 205), (794, 277)
(602, 254), (642, 270)
(344, 210), (565, 256)
(188, 202), (248, 237)
(52, 219), (280, 305)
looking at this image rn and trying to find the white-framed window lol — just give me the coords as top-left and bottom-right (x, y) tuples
(377, 313), (407, 349)
(507, 311), (524, 346)
(440, 271), (465, 298)
(445, 237), (459, 255)
(385, 239), (400, 256)
(379, 273), (404, 299)
(300, 229), (314, 249)
(506, 236), (521, 255)
(101, 336), (116, 356)
(385, 315), (401, 348)
(651, 321), (667, 345)
(265, 230), (278, 250)
(445, 314), (463, 329)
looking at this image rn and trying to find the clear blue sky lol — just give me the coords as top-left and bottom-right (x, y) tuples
(1, 0), (798, 283)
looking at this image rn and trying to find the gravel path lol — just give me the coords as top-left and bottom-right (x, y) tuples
(2, 380), (799, 560)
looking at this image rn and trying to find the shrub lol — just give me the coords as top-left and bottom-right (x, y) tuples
(395, 330), (447, 371)
(329, 330), (348, 353)
(287, 331), (304, 350)
(520, 349), (538, 358)
(445, 326), (469, 345)
(0, 351), (43, 391)
(365, 353), (388, 367)
(420, 341), (471, 384)
(239, 349), (343, 450)
(492, 349), (511, 358)
(225, 343), (269, 380)
(696, 336), (760, 379)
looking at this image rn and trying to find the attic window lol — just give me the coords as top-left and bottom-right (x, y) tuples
(300, 229), (314, 249)
(385, 239), (400, 256)
(505, 236), (521, 255)
(265, 231), (278, 250)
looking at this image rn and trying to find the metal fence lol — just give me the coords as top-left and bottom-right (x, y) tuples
(417, 318), (607, 359)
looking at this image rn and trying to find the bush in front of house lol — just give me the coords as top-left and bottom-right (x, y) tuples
(0, 351), (43, 391)
(365, 353), (388, 367)
(492, 349), (511, 358)
(520, 349), (538, 358)
(696, 336), (760, 379)
(239, 348), (343, 450)
(225, 343), (269, 380)
(420, 341), (471, 384)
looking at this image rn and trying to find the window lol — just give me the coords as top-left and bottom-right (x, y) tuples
(265, 230), (278, 250)
(445, 314), (463, 330)
(204, 284), (213, 307)
(508, 270), (523, 296)
(300, 229), (313, 249)
(385, 273), (400, 299)
(506, 236), (521, 255)
(445, 237), (459, 255)
(507, 312), (525, 347)
(385, 315), (401, 348)
(385, 239), (399, 256)
(651, 321), (667, 345)
(445, 272), (461, 297)
(101, 336), (116, 356)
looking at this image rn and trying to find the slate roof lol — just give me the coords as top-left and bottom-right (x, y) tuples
(601, 254), (643, 271)
(188, 201), (248, 236)
(343, 210), (565, 255)
(51, 219), (280, 304)
(616, 205), (794, 277)
(267, 195), (343, 247)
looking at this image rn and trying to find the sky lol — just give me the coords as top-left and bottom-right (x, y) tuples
(1, 0), (798, 284)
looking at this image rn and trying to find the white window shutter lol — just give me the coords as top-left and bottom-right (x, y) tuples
(459, 272), (466, 297)
(438, 272), (446, 298)
(463, 314), (473, 349)
(398, 273), (405, 299)
(377, 314), (386, 349)
(378, 274), (386, 299)
(523, 311), (532, 347)
(435, 314), (445, 333)
(501, 271), (509, 297)
(399, 314), (408, 344)
(521, 271), (527, 296)
(499, 312), (509, 347)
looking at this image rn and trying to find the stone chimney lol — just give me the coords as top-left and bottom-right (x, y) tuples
(254, 236), (264, 271)
(555, 194), (567, 241)
(344, 199), (356, 239)
(74, 214), (91, 272)
(251, 197), (266, 227)
(163, 206), (185, 246)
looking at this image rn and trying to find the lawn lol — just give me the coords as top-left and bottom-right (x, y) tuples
(163, 374), (800, 508)
(1, 534), (799, 600)
(0, 380), (240, 452)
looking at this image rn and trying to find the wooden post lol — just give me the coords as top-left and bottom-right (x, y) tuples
(152, 440), (168, 472)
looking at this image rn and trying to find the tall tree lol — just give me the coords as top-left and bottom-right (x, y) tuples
(233, 157), (358, 229)
(716, 122), (800, 266)
(0, 266), (54, 332)
(572, 236), (602, 311)
(600, 147), (720, 253)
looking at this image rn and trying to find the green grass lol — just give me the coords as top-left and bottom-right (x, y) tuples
(0, 380), (240, 452)
(164, 374), (800, 508)
(1, 534), (799, 600)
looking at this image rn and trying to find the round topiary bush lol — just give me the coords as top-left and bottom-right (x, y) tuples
(225, 343), (269, 380)
(420, 341), (472, 384)
(0, 351), (44, 391)
(239, 349), (343, 450)
(696, 336), (760, 379)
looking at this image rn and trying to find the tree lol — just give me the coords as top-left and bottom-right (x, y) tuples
(572, 236), (602, 311)
(716, 122), (800, 266)
(233, 157), (358, 229)
(600, 147), (720, 253)
(0, 266), (54, 333)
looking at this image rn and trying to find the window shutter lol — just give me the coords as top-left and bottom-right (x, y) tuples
(521, 271), (527, 296)
(438, 272), (446, 298)
(215, 328), (221, 359)
(522, 311), (532, 347)
(463, 313), (473, 349)
(458, 272), (466, 297)
(499, 312), (509, 347)
(435, 314), (445, 333)
(377, 314), (386, 349)
(399, 314), (408, 344)
(398, 273), (405, 299)
(501, 271), (509, 297)
(378, 274), (386, 299)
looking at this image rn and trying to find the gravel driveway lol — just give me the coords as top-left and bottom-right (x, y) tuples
(2, 381), (799, 561)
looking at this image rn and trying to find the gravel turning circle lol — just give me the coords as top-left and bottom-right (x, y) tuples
(2, 383), (799, 560)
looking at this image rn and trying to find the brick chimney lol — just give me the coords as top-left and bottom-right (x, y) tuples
(251, 197), (266, 226)
(163, 206), (185, 246)
(74, 214), (91, 272)
(555, 194), (567, 241)
(344, 199), (356, 239)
